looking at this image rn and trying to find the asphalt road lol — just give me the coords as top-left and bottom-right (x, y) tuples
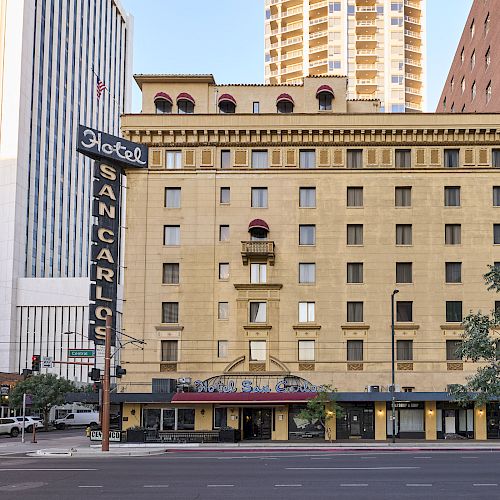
(0, 450), (499, 499)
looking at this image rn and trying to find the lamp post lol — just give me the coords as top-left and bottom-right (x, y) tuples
(391, 289), (399, 444)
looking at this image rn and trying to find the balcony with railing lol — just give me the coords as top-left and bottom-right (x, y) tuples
(309, 30), (328, 40)
(310, 16), (327, 26)
(356, 20), (376, 26)
(405, 72), (421, 82)
(405, 101), (422, 111)
(282, 35), (303, 47)
(282, 21), (303, 34)
(241, 241), (275, 265)
(356, 6), (377, 12)
(404, 58), (422, 68)
(404, 15), (420, 25)
(309, 44), (327, 55)
(309, 58), (327, 68)
(405, 87), (422, 96)
(310, 0), (328, 10)
(404, 29), (421, 39)
(283, 62), (303, 74)
(405, 44), (421, 53)
(404, 0), (421, 9)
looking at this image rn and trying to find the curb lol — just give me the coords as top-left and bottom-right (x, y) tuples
(28, 448), (166, 458)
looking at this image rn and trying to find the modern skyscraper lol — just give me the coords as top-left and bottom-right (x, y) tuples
(437, 0), (497, 113)
(0, 0), (132, 379)
(264, 0), (425, 112)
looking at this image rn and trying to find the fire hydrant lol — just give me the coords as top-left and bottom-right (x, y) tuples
(85, 426), (91, 438)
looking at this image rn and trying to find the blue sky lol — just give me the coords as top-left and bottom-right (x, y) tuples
(121, 0), (472, 112)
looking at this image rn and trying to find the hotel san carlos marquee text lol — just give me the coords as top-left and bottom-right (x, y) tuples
(77, 125), (147, 345)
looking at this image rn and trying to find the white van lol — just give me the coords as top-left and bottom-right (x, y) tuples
(55, 411), (100, 430)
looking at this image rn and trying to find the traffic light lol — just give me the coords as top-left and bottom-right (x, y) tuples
(115, 365), (126, 378)
(92, 382), (101, 393)
(31, 355), (41, 372)
(89, 368), (101, 381)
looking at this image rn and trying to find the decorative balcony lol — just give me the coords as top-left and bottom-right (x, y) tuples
(404, 29), (421, 39)
(241, 241), (275, 265)
(404, 0), (421, 9)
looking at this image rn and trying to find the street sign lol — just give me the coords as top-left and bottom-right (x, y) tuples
(41, 356), (53, 368)
(90, 430), (121, 442)
(68, 349), (95, 358)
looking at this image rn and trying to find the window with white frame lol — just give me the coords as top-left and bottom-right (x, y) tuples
(219, 225), (230, 242)
(251, 187), (268, 208)
(298, 340), (315, 361)
(299, 263), (316, 284)
(251, 150), (268, 169)
(220, 187), (230, 204)
(299, 225), (316, 245)
(218, 302), (229, 320)
(249, 302), (267, 323)
(166, 150), (182, 169)
(299, 150), (316, 169)
(164, 225), (180, 246)
(250, 340), (266, 361)
(165, 188), (181, 208)
(250, 263), (267, 283)
(218, 340), (228, 358)
(299, 187), (316, 208)
(298, 302), (315, 323)
(219, 263), (230, 280)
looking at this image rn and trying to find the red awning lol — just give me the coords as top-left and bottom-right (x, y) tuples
(248, 219), (269, 231)
(176, 92), (195, 104)
(153, 92), (173, 104)
(172, 392), (316, 404)
(276, 93), (294, 105)
(316, 84), (334, 97)
(218, 93), (237, 105)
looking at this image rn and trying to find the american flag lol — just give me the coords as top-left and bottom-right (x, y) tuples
(96, 76), (106, 101)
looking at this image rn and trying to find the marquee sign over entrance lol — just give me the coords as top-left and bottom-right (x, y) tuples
(77, 125), (147, 345)
(194, 375), (325, 394)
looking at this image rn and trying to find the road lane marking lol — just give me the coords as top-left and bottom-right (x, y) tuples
(275, 484), (302, 487)
(144, 485), (169, 488)
(413, 456), (432, 459)
(0, 468), (97, 472)
(78, 486), (102, 488)
(360, 457), (377, 459)
(287, 466), (419, 470)
(461, 456), (478, 459)
(474, 484), (498, 487)
(406, 484), (432, 487)
(341, 484), (368, 487)
(207, 484), (234, 487)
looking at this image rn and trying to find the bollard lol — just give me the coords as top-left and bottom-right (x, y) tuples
(31, 424), (37, 443)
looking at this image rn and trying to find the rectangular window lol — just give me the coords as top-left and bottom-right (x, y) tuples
(219, 225), (230, 242)
(494, 187), (500, 207)
(396, 301), (413, 322)
(221, 150), (230, 169)
(164, 225), (180, 246)
(218, 302), (229, 320)
(299, 263), (316, 284)
(161, 340), (178, 361)
(396, 224), (412, 245)
(251, 150), (268, 169)
(299, 187), (316, 208)
(397, 340), (413, 361)
(347, 149), (363, 169)
(252, 102), (260, 113)
(218, 340), (228, 358)
(347, 224), (363, 245)
(250, 340), (266, 361)
(395, 149), (411, 168)
(347, 187), (363, 207)
(493, 149), (500, 167)
(299, 150), (316, 169)
(347, 339), (363, 361)
(299, 225), (316, 245)
(298, 302), (315, 323)
(444, 187), (461, 207)
(166, 150), (182, 169)
(347, 302), (363, 322)
(298, 340), (315, 361)
(162, 302), (179, 323)
(213, 407), (227, 428)
(445, 224), (461, 245)
(495, 225), (500, 244)
(250, 263), (267, 283)
(395, 187), (411, 207)
(347, 263), (363, 283)
(219, 263), (230, 280)
(165, 188), (181, 208)
(445, 262), (462, 283)
(444, 149), (459, 168)
(446, 301), (463, 322)
(396, 262), (412, 283)
(251, 187), (268, 208)
(163, 263), (179, 284)
(446, 339), (463, 360)
(249, 302), (267, 323)
(220, 187), (230, 204)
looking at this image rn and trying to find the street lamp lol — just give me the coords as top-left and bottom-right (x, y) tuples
(391, 289), (399, 444)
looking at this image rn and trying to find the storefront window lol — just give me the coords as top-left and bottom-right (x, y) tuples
(177, 409), (195, 430)
(143, 408), (194, 431)
(213, 407), (227, 429)
(143, 409), (161, 430)
(162, 409), (175, 430)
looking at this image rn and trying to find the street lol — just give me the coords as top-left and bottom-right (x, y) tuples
(0, 449), (499, 499)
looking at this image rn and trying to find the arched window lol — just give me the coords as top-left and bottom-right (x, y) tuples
(316, 85), (334, 111)
(176, 92), (195, 114)
(248, 219), (269, 241)
(276, 94), (294, 113)
(218, 94), (236, 114)
(154, 92), (173, 114)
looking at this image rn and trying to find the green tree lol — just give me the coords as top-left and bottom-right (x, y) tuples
(9, 374), (78, 430)
(450, 265), (500, 406)
(298, 386), (342, 442)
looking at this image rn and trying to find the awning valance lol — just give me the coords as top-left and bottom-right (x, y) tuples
(176, 92), (195, 104)
(316, 84), (335, 97)
(172, 392), (315, 404)
(276, 93), (294, 105)
(153, 92), (173, 104)
(218, 93), (237, 105)
(248, 219), (269, 231)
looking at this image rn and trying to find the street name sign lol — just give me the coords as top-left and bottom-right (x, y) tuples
(68, 349), (95, 358)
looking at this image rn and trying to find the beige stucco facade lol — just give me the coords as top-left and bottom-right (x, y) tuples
(117, 75), (499, 440)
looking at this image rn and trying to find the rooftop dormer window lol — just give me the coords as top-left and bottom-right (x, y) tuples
(218, 93), (236, 114)
(176, 92), (195, 114)
(316, 85), (334, 111)
(276, 93), (294, 113)
(154, 92), (172, 114)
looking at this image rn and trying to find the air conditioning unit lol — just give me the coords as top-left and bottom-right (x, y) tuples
(388, 384), (401, 392)
(178, 378), (186, 384)
(367, 385), (380, 392)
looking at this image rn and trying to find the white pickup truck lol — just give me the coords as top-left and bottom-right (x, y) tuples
(54, 411), (100, 430)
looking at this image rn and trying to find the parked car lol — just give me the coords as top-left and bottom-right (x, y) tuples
(54, 411), (100, 430)
(14, 416), (43, 433)
(0, 418), (21, 437)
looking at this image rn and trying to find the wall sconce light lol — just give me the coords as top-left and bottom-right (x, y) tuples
(478, 409), (484, 416)
(201, 409), (205, 416)
(378, 409), (383, 415)
(428, 409), (433, 415)
(326, 410), (334, 417)
(131, 409), (136, 416)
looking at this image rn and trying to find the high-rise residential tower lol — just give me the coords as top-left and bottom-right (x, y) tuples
(264, 0), (425, 112)
(0, 0), (132, 380)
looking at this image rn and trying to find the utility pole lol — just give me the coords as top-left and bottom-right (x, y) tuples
(101, 314), (111, 452)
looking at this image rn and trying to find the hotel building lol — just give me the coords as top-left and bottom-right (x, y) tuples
(0, 0), (132, 380)
(264, 0), (425, 113)
(117, 74), (499, 441)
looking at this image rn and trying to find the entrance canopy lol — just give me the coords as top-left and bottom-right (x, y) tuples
(172, 392), (315, 405)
